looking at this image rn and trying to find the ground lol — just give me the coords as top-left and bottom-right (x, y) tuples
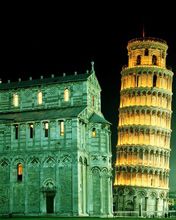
(0, 218), (176, 220)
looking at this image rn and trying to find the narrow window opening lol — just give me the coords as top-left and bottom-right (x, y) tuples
(64, 88), (70, 101)
(17, 163), (23, 181)
(92, 96), (94, 107)
(144, 49), (149, 56)
(152, 55), (157, 65)
(13, 94), (19, 107)
(38, 91), (42, 105)
(29, 124), (34, 138)
(139, 150), (143, 159)
(92, 128), (96, 137)
(60, 121), (64, 136)
(162, 51), (165, 59)
(136, 75), (139, 87)
(44, 122), (49, 137)
(136, 55), (141, 65)
(15, 124), (19, 140)
(153, 74), (157, 87)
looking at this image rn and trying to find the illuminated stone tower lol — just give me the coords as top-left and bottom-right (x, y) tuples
(114, 37), (173, 217)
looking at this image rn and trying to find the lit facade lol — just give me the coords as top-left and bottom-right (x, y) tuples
(114, 37), (173, 217)
(0, 63), (113, 217)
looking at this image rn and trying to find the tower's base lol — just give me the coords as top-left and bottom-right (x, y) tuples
(113, 186), (168, 218)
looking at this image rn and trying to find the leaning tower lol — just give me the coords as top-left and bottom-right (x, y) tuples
(114, 37), (173, 217)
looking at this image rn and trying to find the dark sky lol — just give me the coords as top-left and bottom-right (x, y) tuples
(0, 2), (176, 190)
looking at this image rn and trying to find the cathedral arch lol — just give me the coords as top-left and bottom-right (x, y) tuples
(84, 157), (88, 165)
(0, 157), (9, 168)
(91, 166), (101, 174)
(79, 156), (83, 164)
(17, 163), (23, 181)
(43, 156), (56, 167)
(60, 154), (72, 166)
(42, 178), (56, 192)
(101, 167), (108, 175)
(13, 157), (25, 166)
(27, 157), (40, 167)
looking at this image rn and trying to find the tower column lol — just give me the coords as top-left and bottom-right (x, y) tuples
(155, 198), (159, 216)
(145, 196), (148, 214)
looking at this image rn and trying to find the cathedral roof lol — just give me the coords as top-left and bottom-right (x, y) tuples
(0, 106), (85, 122)
(0, 72), (91, 90)
(89, 112), (110, 124)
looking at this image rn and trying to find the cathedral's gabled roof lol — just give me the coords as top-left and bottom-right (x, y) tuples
(0, 73), (91, 90)
(89, 112), (110, 124)
(0, 106), (85, 122)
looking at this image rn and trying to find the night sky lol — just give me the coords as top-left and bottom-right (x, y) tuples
(0, 2), (176, 190)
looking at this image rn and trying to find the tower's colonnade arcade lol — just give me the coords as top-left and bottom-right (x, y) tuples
(114, 37), (173, 217)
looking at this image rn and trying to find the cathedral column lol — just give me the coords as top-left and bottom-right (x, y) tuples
(55, 156), (60, 213)
(100, 173), (103, 215)
(72, 155), (79, 216)
(9, 164), (13, 214)
(40, 163), (45, 214)
(108, 175), (113, 216)
(24, 162), (28, 214)
(83, 162), (87, 215)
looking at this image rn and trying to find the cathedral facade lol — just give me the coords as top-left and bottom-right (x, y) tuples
(0, 63), (113, 217)
(114, 37), (173, 217)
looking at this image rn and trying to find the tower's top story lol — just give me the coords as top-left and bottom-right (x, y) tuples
(127, 37), (168, 69)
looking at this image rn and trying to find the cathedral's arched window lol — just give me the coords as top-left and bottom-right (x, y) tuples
(44, 122), (49, 137)
(64, 88), (70, 102)
(60, 120), (64, 136)
(136, 55), (141, 65)
(152, 55), (157, 65)
(38, 91), (42, 105)
(29, 123), (34, 138)
(153, 74), (157, 87)
(13, 94), (19, 107)
(144, 49), (149, 56)
(14, 124), (19, 139)
(17, 163), (23, 181)
(92, 128), (96, 137)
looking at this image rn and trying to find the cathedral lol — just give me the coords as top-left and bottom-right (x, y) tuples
(0, 62), (113, 217)
(114, 37), (173, 217)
